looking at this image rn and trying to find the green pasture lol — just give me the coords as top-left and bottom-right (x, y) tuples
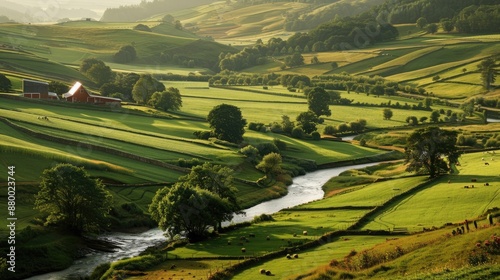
(0, 107), (238, 162)
(370, 46), (443, 72)
(12, 121), (202, 164)
(320, 161), (410, 197)
(0, 183), (39, 233)
(422, 82), (484, 99)
(168, 209), (370, 258)
(232, 235), (390, 280)
(300, 176), (428, 209)
(362, 152), (500, 232)
(167, 82), (306, 102)
(243, 130), (385, 165)
(0, 49), (90, 83)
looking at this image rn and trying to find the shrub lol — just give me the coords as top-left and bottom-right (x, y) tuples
(248, 122), (265, 131)
(273, 138), (287, 151)
(252, 214), (275, 223)
(291, 126), (305, 139)
(193, 130), (212, 140)
(269, 122), (283, 133)
(256, 142), (280, 156)
(323, 125), (336, 135)
(239, 145), (259, 163)
(311, 131), (321, 140)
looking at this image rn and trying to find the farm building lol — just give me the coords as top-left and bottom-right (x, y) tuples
(62, 82), (121, 106)
(23, 79), (59, 100)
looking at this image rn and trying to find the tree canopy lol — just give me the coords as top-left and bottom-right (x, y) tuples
(207, 104), (247, 143)
(79, 58), (114, 86)
(296, 111), (319, 134)
(113, 45), (137, 63)
(477, 57), (497, 90)
(404, 127), (462, 178)
(256, 152), (283, 181)
(307, 87), (331, 117)
(0, 74), (12, 92)
(148, 87), (182, 111)
(149, 182), (233, 242)
(35, 164), (112, 234)
(132, 74), (166, 104)
(178, 162), (239, 217)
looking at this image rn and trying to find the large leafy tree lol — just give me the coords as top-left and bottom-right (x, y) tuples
(148, 87), (182, 111)
(0, 73), (12, 92)
(149, 183), (233, 242)
(307, 87), (331, 117)
(477, 57), (497, 90)
(79, 58), (114, 86)
(178, 163), (240, 225)
(49, 81), (69, 94)
(256, 152), (283, 182)
(113, 45), (137, 63)
(207, 104), (247, 143)
(404, 127), (461, 178)
(296, 111), (319, 134)
(132, 74), (165, 104)
(35, 164), (112, 234)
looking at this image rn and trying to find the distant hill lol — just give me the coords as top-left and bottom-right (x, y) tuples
(377, 0), (500, 24)
(101, 0), (217, 22)
(0, 1), (101, 22)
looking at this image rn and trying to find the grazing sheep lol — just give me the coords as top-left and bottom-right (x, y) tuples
(266, 270), (272, 276)
(266, 235), (270, 240)
(227, 240), (231, 245)
(293, 233), (297, 237)
(303, 231), (308, 235)
(485, 162), (490, 165)
(241, 248), (246, 253)
(260, 269), (266, 274)
(286, 254), (291, 259)
(293, 254), (299, 258)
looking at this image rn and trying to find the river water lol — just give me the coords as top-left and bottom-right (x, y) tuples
(26, 162), (381, 280)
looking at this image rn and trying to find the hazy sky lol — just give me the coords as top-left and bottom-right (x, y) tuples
(3, 0), (144, 13)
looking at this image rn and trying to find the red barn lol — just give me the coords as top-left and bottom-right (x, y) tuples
(63, 82), (121, 106)
(23, 79), (59, 100)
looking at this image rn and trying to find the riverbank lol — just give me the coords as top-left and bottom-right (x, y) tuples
(23, 161), (388, 280)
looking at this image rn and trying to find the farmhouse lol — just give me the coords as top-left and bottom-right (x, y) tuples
(62, 82), (121, 106)
(22, 79), (59, 100)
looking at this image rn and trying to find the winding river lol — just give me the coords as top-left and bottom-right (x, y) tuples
(27, 162), (381, 280)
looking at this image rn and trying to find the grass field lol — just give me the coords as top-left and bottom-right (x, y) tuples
(106, 150), (500, 280)
(362, 152), (500, 232)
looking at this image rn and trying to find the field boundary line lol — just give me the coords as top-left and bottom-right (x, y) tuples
(0, 117), (190, 174)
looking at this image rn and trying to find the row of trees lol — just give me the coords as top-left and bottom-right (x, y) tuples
(209, 72), (430, 99)
(377, 0), (499, 25)
(79, 58), (183, 111)
(415, 5), (500, 35)
(218, 16), (398, 71)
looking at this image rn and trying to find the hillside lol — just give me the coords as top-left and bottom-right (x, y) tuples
(0, 21), (236, 80)
(100, 0), (216, 22)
